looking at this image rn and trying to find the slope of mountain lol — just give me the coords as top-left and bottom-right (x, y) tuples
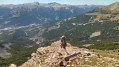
(0, 7), (10, 16)
(0, 2), (119, 67)
(94, 2), (119, 13)
(42, 2), (119, 50)
(0, 25), (43, 67)
(16, 40), (119, 67)
(0, 2), (101, 27)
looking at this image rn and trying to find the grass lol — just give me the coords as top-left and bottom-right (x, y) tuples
(62, 49), (119, 66)
(85, 12), (119, 23)
(90, 49), (119, 59)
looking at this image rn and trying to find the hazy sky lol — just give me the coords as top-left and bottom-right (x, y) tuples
(0, 0), (119, 5)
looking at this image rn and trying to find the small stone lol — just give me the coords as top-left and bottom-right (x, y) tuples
(72, 64), (74, 66)
(115, 64), (119, 66)
(9, 64), (17, 67)
(86, 53), (91, 56)
(31, 53), (36, 57)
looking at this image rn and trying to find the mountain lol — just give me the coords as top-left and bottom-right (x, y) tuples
(0, 2), (119, 67)
(42, 2), (119, 50)
(0, 2), (101, 27)
(94, 2), (119, 13)
(11, 40), (119, 67)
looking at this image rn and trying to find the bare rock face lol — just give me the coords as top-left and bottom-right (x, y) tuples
(19, 40), (96, 67)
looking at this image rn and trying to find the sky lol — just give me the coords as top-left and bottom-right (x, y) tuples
(0, 0), (119, 5)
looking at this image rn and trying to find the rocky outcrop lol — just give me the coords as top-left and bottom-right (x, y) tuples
(19, 41), (98, 67)
(9, 39), (119, 67)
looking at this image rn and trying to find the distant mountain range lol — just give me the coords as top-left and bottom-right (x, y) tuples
(0, 2), (101, 27)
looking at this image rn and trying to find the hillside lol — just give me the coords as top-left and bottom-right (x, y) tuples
(1, 2), (119, 67)
(42, 2), (119, 50)
(0, 2), (101, 27)
(11, 40), (119, 67)
(94, 2), (119, 13)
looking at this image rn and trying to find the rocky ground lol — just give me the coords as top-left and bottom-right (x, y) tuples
(10, 40), (119, 67)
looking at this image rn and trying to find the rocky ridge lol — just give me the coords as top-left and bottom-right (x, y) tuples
(18, 41), (101, 67)
(9, 40), (119, 67)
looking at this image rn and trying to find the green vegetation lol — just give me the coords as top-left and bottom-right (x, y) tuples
(42, 4), (119, 51)
(0, 29), (38, 67)
(43, 14), (119, 49)
(90, 49), (119, 59)
(87, 38), (119, 50)
(0, 27), (53, 67)
(0, 39), (38, 67)
(0, 42), (6, 48)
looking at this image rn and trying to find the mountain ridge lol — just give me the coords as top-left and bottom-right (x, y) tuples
(93, 2), (119, 13)
(0, 2), (102, 8)
(10, 40), (119, 67)
(0, 2), (101, 27)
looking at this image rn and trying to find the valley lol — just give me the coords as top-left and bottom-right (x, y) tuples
(0, 1), (119, 67)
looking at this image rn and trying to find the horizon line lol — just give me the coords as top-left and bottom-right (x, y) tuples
(0, 2), (108, 6)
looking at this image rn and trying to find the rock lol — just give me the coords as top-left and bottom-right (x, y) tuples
(97, 54), (100, 58)
(19, 40), (102, 67)
(86, 53), (91, 56)
(9, 64), (17, 67)
(115, 64), (119, 66)
(31, 53), (36, 57)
